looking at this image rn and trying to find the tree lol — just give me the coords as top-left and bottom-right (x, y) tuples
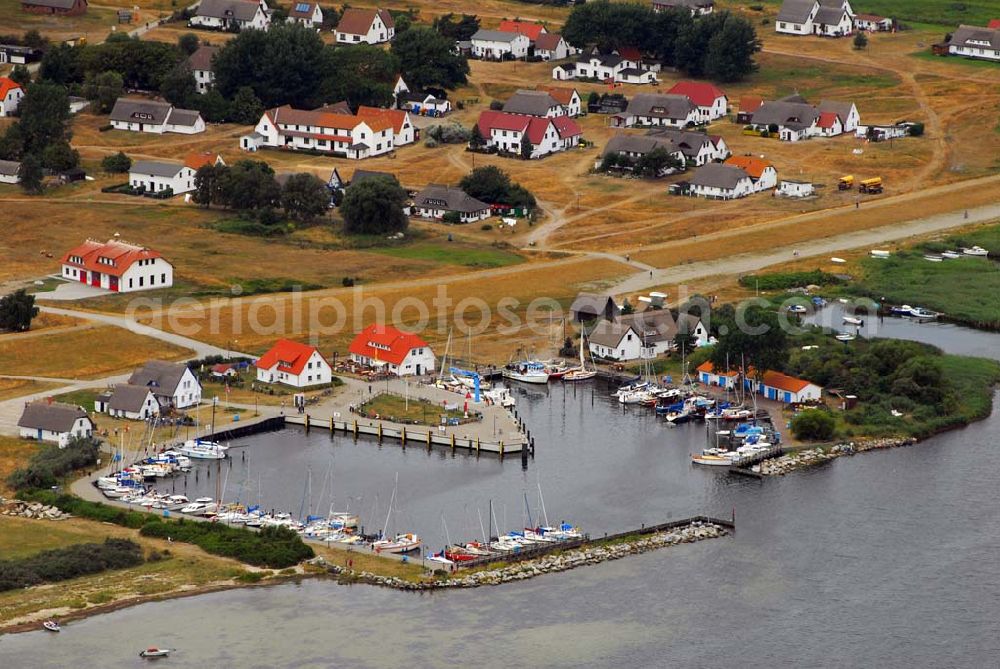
(280, 173), (330, 222)
(216, 160), (280, 211)
(39, 43), (84, 85)
(587, 90), (600, 107)
(791, 410), (836, 441)
(340, 177), (408, 235)
(621, 298), (635, 315)
(18, 154), (43, 194)
(41, 140), (79, 172)
(0, 289), (39, 332)
(192, 164), (223, 207)
(318, 45), (399, 109)
(213, 23), (326, 107)
(853, 31), (868, 50)
(391, 27), (469, 90)
(459, 165), (536, 208)
(710, 304), (788, 386)
(101, 151), (132, 173)
(81, 70), (123, 114)
(562, 0), (659, 53)
(191, 88), (229, 123)
(16, 82), (70, 156)
(520, 134), (532, 159)
(9, 65), (30, 86)
(433, 13), (480, 41)
(703, 14), (760, 82)
(468, 123), (486, 150)
(178, 32), (201, 56)
(228, 86), (264, 125)
(158, 64), (197, 108)
(673, 330), (696, 355)
(636, 147), (682, 177)
(83, 36), (181, 91)
(23, 29), (47, 51)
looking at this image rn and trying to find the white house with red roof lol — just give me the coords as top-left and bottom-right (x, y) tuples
(0, 77), (23, 117)
(244, 105), (400, 159)
(497, 20), (547, 43)
(476, 110), (582, 159)
(665, 81), (728, 122)
(349, 324), (435, 376)
(61, 239), (173, 293)
(256, 339), (332, 387)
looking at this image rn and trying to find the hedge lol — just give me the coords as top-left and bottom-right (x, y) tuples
(0, 538), (143, 592)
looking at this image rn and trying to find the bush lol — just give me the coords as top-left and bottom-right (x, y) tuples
(101, 151), (132, 173)
(481, 223), (492, 230)
(6, 437), (99, 492)
(909, 122), (924, 137)
(738, 270), (843, 291)
(791, 409), (836, 441)
(0, 539), (143, 592)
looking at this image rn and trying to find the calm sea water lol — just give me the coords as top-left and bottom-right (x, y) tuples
(3, 309), (999, 668)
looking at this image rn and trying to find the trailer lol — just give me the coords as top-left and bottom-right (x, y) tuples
(838, 175), (854, 191)
(858, 177), (883, 194)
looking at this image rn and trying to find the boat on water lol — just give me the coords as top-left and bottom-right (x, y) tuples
(502, 361), (550, 384)
(43, 620), (60, 632)
(373, 533), (422, 553)
(139, 648), (173, 658)
(843, 316), (863, 325)
(835, 332), (856, 342)
(483, 387), (516, 407)
(963, 245), (989, 257)
(908, 307), (939, 320)
(787, 304), (808, 314)
(562, 329), (597, 382)
(691, 452), (734, 466)
(178, 439), (228, 460)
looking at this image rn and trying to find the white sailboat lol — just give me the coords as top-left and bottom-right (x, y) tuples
(371, 474), (421, 554)
(178, 439), (228, 460)
(562, 329), (596, 382)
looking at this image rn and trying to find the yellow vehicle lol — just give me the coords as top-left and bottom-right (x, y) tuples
(859, 177), (883, 194)
(837, 175), (854, 190)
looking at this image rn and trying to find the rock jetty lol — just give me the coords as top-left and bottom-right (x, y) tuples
(314, 521), (728, 590)
(757, 437), (917, 476)
(0, 498), (72, 520)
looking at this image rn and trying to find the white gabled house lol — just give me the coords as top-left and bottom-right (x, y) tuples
(475, 110), (582, 159)
(129, 361), (202, 410)
(61, 239), (174, 293)
(0, 159), (20, 184)
(186, 45), (219, 94)
(411, 184), (491, 223)
(946, 25), (1000, 62)
(128, 152), (224, 196)
(349, 324), (436, 376)
(724, 156), (778, 192)
(747, 95), (860, 141)
(335, 7), (395, 44)
(686, 163), (755, 200)
(613, 93), (699, 129)
(286, 0), (322, 28)
(538, 86), (582, 117)
(245, 105), (404, 159)
(775, 0), (855, 37)
(190, 0), (271, 31)
(100, 384), (160, 421)
(470, 29), (530, 60)
(110, 98), (204, 135)
(665, 81), (728, 122)
(533, 33), (572, 61)
(256, 339), (333, 388)
(0, 77), (23, 116)
(18, 401), (94, 447)
(554, 53), (658, 85)
(588, 311), (709, 361)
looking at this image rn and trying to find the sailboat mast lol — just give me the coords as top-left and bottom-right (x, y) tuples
(382, 474), (398, 539)
(538, 482), (550, 527)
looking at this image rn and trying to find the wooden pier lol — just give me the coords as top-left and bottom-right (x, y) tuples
(728, 446), (785, 476)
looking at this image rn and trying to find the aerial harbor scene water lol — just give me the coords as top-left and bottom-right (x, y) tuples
(2, 1), (1000, 667)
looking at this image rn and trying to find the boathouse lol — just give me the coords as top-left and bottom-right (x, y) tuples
(696, 362), (822, 403)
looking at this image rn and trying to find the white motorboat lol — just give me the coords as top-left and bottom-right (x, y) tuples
(139, 648), (173, 658)
(842, 316), (863, 325)
(43, 620), (60, 632)
(178, 439), (228, 460)
(372, 533), (422, 553)
(180, 501), (218, 515)
(835, 332), (856, 342)
(691, 449), (735, 466)
(941, 250), (961, 259)
(908, 307), (939, 320)
(787, 304), (808, 314)
(870, 249), (890, 258)
(483, 387), (516, 407)
(102, 486), (133, 499)
(502, 361), (550, 384)
(963, 245), (989, 257)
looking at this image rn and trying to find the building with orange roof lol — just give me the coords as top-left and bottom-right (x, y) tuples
(498, 20), (547, 42)
(243, 104), (407, 159)
(537, 85), (583, 116)
(0, 76), (23, 117)
(60, 239), (173, 293)
(349, 324), (436, 376)
(696, 362), (822, 403)
(724, 155), (778, 191)
(256, 339), (332, 388)
(356, 106), (416, 145)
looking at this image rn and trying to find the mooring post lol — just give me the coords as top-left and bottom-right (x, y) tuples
(450, 433), (455, 450)
(427, 430), (432, 449)
(401, 426), (406, 446)
(476, 436), (480, 453)
(377, 422), (383, 441)
(499, 441), (504, 459)
(353, 419), (358, 437)
(329, 416), (334, 431)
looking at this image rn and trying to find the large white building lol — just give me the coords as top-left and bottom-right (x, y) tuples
(775, 0), (855, 37)
(110, 98), (204, 135)
(190, 0), (271, 31)
(947, 25), (1000, 62)
(128, 361), (202, 410)
(18, 401), (94, 447)
(588, 311), (709, 361)
(349, 324), (435, 376)
(470, 29), (530, 60)
(186, 45), (219, 94)
(613, 93), (700, 129)
(128, 152), (224, 196)
(243, 105), (412, 159)
(256, 339), (333, 387)
(61, 239), (174, 293)
(335, 7), (395, 44)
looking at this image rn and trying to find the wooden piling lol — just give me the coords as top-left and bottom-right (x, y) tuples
(353, 419), (358, 437)
(377, 422), (383, 441)
(401, 426), (406, 446)
(304, 414), (310, 431)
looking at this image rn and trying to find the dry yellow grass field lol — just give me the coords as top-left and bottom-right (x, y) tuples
(0, 378), (61, 402)
(0, 435), (39, 496)
(0, 325), (192, 379)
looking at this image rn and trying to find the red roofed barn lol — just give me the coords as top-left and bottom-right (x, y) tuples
(61, 239), (173, 293)
(349, 324), (436, 376)
(665, 81), (728, 122)
(256, 339), (332, 387)
(497, 20), (547, 42)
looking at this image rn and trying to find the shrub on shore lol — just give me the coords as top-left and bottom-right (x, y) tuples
(6, 437), (99, 492)
(0, 538), (143, 592)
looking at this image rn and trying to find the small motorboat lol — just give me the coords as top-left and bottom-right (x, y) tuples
(908, 307), (939, 320)
(835, 332), (856, 342)
(870, 249), (890, 258)
(139, 647), (173, 658)
(890, 304), (914, 316)
(787, 304), (808, 314)
(43, 620), (60, 632)
(842, 316), (863, 325)
(830, 257), (846, 264)
(941, 250), (961, 259)
(924, 254), (943, 263)
(691, 450), (735, 466)
(962, 245), (989, 257)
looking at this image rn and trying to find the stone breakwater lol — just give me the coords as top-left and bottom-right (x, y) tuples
(0, 497), (72, 520)
(756, 437), (918, 476)
(313, 522), (728, 590)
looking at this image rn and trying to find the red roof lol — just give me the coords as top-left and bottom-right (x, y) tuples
(356, 105), (409, 134)
(184, 151), (222, 170)
(696, 361), (740, 377)
(724, 155), (773, 179)
(760, 370), (814, 393)
(62, 239), (164, 278)
(348, 324), (429, 366)
(539, 85), (577, 105)
(817, 111), (840, 129)
(337, 7), (394, 35)
(617, 46), (642, 62)
(552, 115), (582, 138)
(498, 20), (546, 40)
(256, 339), (325, 376)
(666, 81), (726, 108)
(0, 77), (22, 100)
(990, 19), (1000, 29)
(739, 96), (763, 114)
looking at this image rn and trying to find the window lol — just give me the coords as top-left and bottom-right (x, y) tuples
(139, 277), (144, 287)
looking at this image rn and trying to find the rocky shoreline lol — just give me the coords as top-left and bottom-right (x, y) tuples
(755, 437), (918, 476)
(314, 521), (728, 590)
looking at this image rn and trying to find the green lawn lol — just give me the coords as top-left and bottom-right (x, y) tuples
(910, 49), (1000, 69)
(358, 393), (468, 425)
(368, 242), (525, 269)
(53, 388), (100, 413)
